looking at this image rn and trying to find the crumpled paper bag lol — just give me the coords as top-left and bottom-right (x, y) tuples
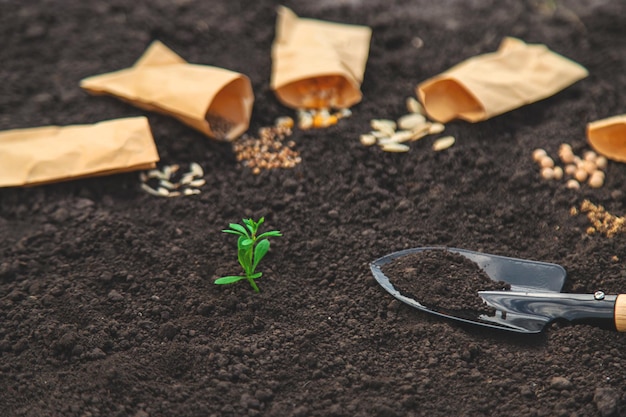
(271, 6), (372, 109)
(0, 117), (159, 187)
(416, 37), (589, 123)
(80, 41), (254, 141)
(587, 114), (626, 162)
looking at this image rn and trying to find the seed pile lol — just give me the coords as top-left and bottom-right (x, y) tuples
(533, 144), (608, 189)
(233, 120), (301, 175)
(571, 199), (626, 238)
(360, 97), (453, 153)
(140, 163), (205, 197)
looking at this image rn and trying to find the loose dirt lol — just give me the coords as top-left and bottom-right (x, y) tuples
(2, 1), (626, 416)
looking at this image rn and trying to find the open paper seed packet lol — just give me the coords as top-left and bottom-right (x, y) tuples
(416, 37), (589, 123)
(271, 6), (372, 110)
(587, 115), (626, 162)
(0, 117), (159, 187)
(81, 41), (254, 141)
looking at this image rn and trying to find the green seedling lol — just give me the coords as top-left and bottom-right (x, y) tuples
(215, 217), (282, 292)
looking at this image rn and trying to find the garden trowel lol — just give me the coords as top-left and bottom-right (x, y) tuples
(370, 247), (626, 334)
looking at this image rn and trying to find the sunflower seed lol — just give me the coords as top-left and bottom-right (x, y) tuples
(379, 130), (414, 144)
(167, 191), (182, 197)
(159, 179), (178, 190)
(190, 162), (204, 177)
(141, 183), (169, 197)
(380, 142), (410, 153)
(432, 136), (455, 151)
(397, 113), (426, 130)
(189, 179), (206, 187)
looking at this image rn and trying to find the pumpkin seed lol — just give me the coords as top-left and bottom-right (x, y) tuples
(432, 136), (455, 151)
(189, 179), (206, 187)
(360, 134), (377, 146)
(406, 97), (424, 115)
(428, 123), (445, 134)
(397, 113), (426, 130)
(380, 142), (410, 153)
(190, 162), (204, 177)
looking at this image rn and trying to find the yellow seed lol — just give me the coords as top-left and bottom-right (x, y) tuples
(596, 156), (608, 169)
(533, 148), (547, 162)
(559, 149), (575, 164)
(275, 116), (294, 129)
(432, 136), (455, 151)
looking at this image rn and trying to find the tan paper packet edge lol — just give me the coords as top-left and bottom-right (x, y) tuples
(80, 41), (254, 141)
(587, 114), (626, 162)
(271, 6), (372, 109)
(0, 117), (159, 187)
(416, 37), (589, 123)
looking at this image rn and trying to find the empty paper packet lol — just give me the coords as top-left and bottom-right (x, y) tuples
(0, 117), (158, 187)
(417, 37), (589, 123)
(271, 6), (372, 110)
(81, 41), (254, 141)
(587, 115), (626, 162)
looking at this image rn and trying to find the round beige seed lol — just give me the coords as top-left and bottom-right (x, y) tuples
(559, 149), (575, 164)
(553, 166), (563, 180)
(583, 150), (597, 162)
(588, 171), (605, 188)
(582, 160), (597, 175)
(533, 148), (547, 162)
(596, 155), (608, 169)
(541, 167), (555, 180)
(539, 156), (554, 168)
(564, 164), (577, 176)
(574, 168), (588, 182)
(432, 136), (455, 151)
(566, 179), (580, 189)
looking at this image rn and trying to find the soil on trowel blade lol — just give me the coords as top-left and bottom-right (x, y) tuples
(382, 249), (510, 315)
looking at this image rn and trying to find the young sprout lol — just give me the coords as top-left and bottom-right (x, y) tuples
(215, 217), (282, 293)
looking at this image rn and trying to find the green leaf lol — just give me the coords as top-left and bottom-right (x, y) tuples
(227, 223), (249, 238)
(240, 238), (254, 248)
(248, 272), (262, 279)
(238, 247), (253, 275)
(253, 239), (270, 271)
(257, 230), (282, 239)
(215, 276), (246, 284)
(222, 229), (245, 236)
(243, 218), (257, 236)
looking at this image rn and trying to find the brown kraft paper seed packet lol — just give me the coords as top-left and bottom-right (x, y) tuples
(0, 117), (158, 187)
(587, 114), (626, 162)
(271, 6), (372, 110)
(416, 37), (588, 123)
(80, 40), (254, 141)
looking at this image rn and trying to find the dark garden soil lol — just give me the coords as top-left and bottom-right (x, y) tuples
(2, 1), (626, 416)
(381, 249), (510, 314)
